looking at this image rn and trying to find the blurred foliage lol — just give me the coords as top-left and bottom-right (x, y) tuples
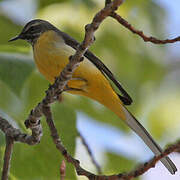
(0, 53), (34, 96)
(0, 45), (30, 53)
(0, 16), (20, 45)
(38, 0), (96, 9)
(38, 0), (68, 8)
(104, 152), (137, 177)
(0, 15), (27, 47)
(148, 91), (180, 140)
(0, 0), (180, 180)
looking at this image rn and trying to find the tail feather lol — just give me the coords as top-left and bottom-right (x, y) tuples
(122, 106), (177, 174)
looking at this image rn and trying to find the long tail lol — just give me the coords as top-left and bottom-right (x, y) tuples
(121, 106), (177, 174)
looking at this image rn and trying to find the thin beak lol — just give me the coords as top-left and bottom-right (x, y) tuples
(8, 35), (21, 42)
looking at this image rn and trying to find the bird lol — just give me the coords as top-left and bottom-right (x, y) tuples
(9, 19), (177, 174)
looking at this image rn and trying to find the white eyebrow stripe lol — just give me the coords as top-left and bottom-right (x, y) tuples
(24, 22), (41, 32)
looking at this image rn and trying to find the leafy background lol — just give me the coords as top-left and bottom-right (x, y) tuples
(0, 0), (180, 179)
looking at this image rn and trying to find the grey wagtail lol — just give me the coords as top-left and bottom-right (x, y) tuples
(9, 19), (177, 174)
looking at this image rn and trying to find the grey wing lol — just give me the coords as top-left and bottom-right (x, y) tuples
(56, 29), (133, 105)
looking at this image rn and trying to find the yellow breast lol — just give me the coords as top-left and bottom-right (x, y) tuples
(33, 30), (69, 83)
(33, 30), (102, 91)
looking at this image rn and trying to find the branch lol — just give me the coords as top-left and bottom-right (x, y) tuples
(1, 136), (14, 180)
(0, 116), (43, 180)
(78, 131), (102, 174)
(110, 12), (180, 44)
(0, 116), (42, 145)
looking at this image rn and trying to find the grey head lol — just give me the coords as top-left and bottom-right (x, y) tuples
(9, 19), (56, 45)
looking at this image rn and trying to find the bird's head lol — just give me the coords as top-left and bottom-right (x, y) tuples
(9, 19), (54, 45)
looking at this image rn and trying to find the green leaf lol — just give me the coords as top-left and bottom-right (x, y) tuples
(0, 53), (34, 96)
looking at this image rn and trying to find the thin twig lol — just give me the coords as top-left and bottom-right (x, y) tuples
(60, 160), (66, 180)
(110, 12), (180, 44)
(120, 140), (180, 180)
(78, 131), (102, 174)
(1, 136), (14, 180)
(42, 105), (95, 179)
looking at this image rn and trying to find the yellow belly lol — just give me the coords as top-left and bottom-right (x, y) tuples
(33, 30), (126, 120)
